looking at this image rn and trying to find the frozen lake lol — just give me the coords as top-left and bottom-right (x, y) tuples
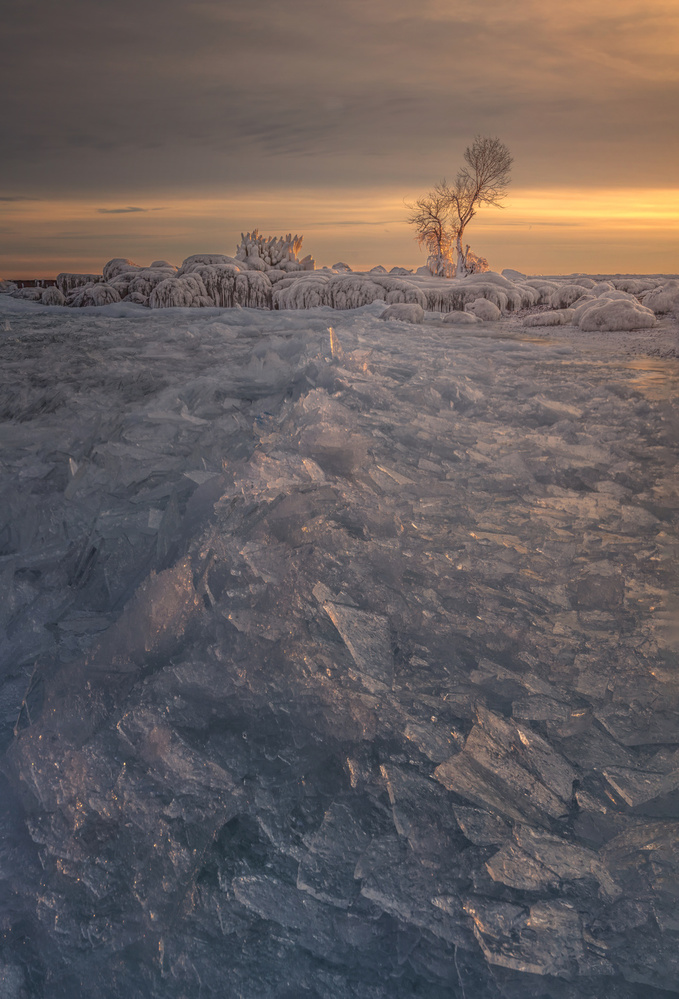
(0, 298), (678, 998)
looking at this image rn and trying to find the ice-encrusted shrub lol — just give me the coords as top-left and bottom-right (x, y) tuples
(548, 283), (592, 309)
(56, 272), (103, 294)
(183, 264), (240, 307)
(67, 283), (122, 307)
(523, 280), (559, 304)
(178, 253), (241, 274)
(41, 287), (66, 306)
(523, 309), (575, 327)
(13, 287), (43, 301)
(332, 262), (352, 272)
(126, 267), (177, 299)
(102, 258), (140, 282)
(236, 229), (314, 270)
(233, 271), (273, 309)
(379, 303), (424, 323)
(641, 280), (679, 314)
(326, 275), (386, 310)
(149, 275), (209, 309)
(124, 292), (150, 306)
(0, 280), (18, 294)
(369, 276), (427, 308)
(465, 249), (490, 274)
(272, 274), (332, 310)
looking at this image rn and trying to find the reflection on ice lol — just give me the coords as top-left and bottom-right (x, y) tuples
(0, 298), (677, 997)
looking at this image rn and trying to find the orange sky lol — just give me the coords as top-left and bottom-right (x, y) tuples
(3, 187), (678, 278)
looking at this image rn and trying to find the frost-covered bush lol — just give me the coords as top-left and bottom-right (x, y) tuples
(465, 249), (490, 274)
(149, 260), (177, 271)
(523, 308), (575, 327)
(641, 280), (679, 314)
(327, 275), (386, 311)
(442, 311), (480, 325)
(577, 299), (656, 331)
(379, 303), (424, 323)
(332, 262), (352, 273)
(0, 280), (18, 294)
(13, 287), (43, 301)
(389, 266), (413, 275)
(236, 229), (314, 270)
(56, 272), (103, 294)
(233, 271), (273, 309)
(272, 274), (331, 310)
(502, 268), (526, 281)
(548, 283), (592, 309)
(469, 298), (501, 321)
(178, 253), (241, 274)
(149, 275), (209, 309)
(523, 280), (559, 304)
(369, 265), (388, 274)
(102, 258), (140, 282)
(184, 264), (239, 307)
(126, 267), (177, 299)
(67, 283), (122, 307)
(370, 276), (427, 308)
(124, 292), (150, 306)
(41, 286), (66, 306)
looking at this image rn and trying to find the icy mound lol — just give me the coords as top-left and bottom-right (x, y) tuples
(549, 283), (593, 309)
(468, 298), (501, 321)
(441, 310), (480, 324)
(577, 298), (656, 331)
(641, 279), (679, 314)
(379, 303), (424, 323)
(523, 308), (575, 327)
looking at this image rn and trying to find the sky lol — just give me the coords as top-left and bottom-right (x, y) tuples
(2, 0), (678, 277)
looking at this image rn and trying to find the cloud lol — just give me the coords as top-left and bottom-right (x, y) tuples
(97, 206), (147, 214)
(0, 196), (38, 202)
(97, 206), (166, 214)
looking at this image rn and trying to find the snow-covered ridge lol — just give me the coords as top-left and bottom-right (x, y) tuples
(2, 239), (677, 333)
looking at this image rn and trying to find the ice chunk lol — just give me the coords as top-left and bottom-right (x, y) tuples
(523, 308), (575, 327)
(453, 806), (511, 846)
(323, 603), (393, 689)
(297, 801), (369, 908)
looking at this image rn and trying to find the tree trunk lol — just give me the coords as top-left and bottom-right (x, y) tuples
(454, 233), (468, 278)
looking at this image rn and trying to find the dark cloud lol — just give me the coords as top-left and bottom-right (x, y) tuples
(97, 207), (159, 214)
(0, 0), (676, 195)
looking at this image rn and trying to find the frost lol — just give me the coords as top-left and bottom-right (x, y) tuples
(441, 310), (480, 324)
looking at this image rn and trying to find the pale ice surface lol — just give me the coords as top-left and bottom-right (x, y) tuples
(0, 291), (678, 999)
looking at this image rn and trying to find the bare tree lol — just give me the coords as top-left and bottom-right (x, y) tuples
(448, 136), (512, 276)
(407, 136), (512, 278)
(405, 181), (453, 277)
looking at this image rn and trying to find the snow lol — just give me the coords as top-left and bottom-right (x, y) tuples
(0, 290), (678, 997)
